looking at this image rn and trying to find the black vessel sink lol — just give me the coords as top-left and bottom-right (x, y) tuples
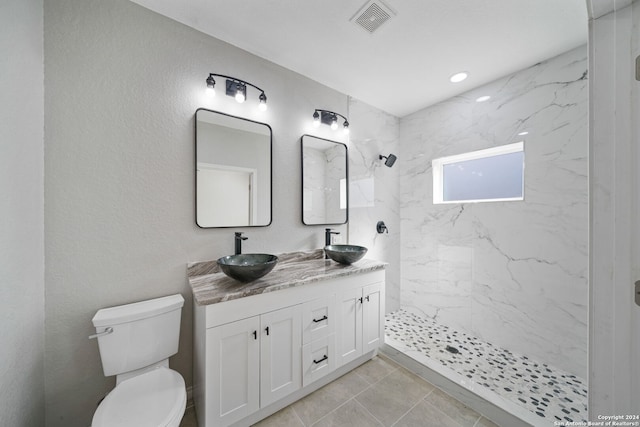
(324, 245), (368, 265)
(217, 254), (279, 282)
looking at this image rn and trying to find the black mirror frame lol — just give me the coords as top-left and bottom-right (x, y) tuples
(195, 108), (273, 229)
(300, 134), (349, 226)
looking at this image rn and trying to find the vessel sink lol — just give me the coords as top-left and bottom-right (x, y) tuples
(217, 254), (279, 282)
(324, 245), (368, 265)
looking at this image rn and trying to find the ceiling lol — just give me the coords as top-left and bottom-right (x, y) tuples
(130, 0), (588, 117)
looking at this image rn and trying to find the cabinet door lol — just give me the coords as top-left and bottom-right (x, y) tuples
(302, 294), (335, 344)
(260, 305), (302, 407)
(207, 316), (260, 426)
(336, 287), (363, 366)
(362, 282), (384, 353)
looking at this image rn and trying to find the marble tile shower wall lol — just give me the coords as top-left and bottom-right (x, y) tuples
(399, 46), (589, 377)
(348, 98), (401, 313)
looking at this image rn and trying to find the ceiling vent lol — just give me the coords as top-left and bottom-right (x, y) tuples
(350, 0), (396, 34)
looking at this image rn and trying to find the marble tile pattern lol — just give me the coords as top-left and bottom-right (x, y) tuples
(188, 249), (386, 306)
(399, 46), (589, 377)
(347, 99), (402, 313)
(386, 309), (588, 424)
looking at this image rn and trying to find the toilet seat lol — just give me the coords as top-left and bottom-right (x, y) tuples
(92, 368), (186, 427)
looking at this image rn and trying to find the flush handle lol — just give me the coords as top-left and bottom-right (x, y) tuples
(635, 281), (640, 306)
(88, 327), (113, 340)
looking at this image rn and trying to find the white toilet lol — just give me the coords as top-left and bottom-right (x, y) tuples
(90, 294), (187, 427)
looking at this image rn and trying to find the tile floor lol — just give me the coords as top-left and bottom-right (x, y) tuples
(179, 355), (499, 427)
(385, 310), (588, 424)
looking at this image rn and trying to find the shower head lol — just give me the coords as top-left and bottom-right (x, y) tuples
(379, 154), (397, 168)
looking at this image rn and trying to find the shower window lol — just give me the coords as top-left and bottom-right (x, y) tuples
(432, 142), (524, 204)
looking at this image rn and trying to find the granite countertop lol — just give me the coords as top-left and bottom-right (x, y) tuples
(188, 249), (387, 306)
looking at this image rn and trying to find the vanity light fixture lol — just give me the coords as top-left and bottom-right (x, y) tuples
(205, 73), (268, 111)
(312, 109), (350, 134)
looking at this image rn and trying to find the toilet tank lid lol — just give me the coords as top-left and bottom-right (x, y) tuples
(92, 294), (184, 328)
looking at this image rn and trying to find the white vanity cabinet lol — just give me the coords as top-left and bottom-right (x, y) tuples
(206, 317), (260, 425)
(259, 305), (302, 406)
(193, 269), (385, 427)
(203, 305), (301, 426)
(336, 282), (384, 366)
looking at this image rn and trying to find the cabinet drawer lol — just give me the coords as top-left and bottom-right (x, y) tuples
(302, 294), (335, 344)
(302, 334), (335, 387)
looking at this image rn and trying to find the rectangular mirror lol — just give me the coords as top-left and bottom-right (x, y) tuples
(196, 109), (272, 228)
(301, 134), (348, 225)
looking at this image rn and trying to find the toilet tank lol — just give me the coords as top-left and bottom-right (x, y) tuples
(92, 294), (184, 377)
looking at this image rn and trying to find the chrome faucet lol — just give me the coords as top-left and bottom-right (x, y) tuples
(235, 232), (248, 255)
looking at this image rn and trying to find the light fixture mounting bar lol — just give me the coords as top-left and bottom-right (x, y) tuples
(207, 73), (266, 96)
(206, 73), (268, 110)
(315, 109), (349, 126)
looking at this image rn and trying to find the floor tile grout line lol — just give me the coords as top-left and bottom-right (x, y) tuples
(307, 396), (380, 427)
(350, 397), (385, 427)
(290, 404), (307, 427)
(353, 358), (401, 387)
(388, 393), (432, 427)
(424, 398), (469, 427)
(296, 367), (378, 427)
(305, 359), (403, 427)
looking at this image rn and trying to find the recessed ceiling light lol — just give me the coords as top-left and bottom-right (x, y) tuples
(518, 131), (529, 136)
(449, 72), (468, 83)
(475, 95), (491, 103)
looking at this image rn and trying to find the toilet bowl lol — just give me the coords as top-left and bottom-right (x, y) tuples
(92, 367), (186, 427)
(90, 294), (186, 427)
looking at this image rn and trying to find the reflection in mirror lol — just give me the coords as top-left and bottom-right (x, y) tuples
(196, 109), (272, 228)
(301, 135), (348, 225)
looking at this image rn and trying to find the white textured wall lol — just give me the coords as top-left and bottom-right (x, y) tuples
(44, 1), (349, 425)
(0, 0), (45, 425)
(399, 46), (589, 377)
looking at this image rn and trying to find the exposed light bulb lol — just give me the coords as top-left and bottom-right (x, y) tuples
(206, 75), (216, 96)
(330, 120), (338, 131)
(313, 111), (320, 127)
(449, 72), (468, 83)
(343, 121), (350, 135)
(258, 93), (267, 111)
(235, 91), (245, 103)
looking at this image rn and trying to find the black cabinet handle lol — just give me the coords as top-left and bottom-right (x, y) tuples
(265, 326), (270, 336)
(252, 330), (257, 340)
(313, 355), (328, 364)
(365, 295), (370, 302)
(312, 315), (328, 323)
(358, 297), (363, 304)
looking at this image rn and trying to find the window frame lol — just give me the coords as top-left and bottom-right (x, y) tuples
(432, 141), (524, 204)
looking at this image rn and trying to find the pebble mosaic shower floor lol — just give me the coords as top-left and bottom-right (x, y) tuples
(385, 309), (588, 424)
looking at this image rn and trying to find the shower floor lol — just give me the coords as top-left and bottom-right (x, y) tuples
(384, 309), (588, 424)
